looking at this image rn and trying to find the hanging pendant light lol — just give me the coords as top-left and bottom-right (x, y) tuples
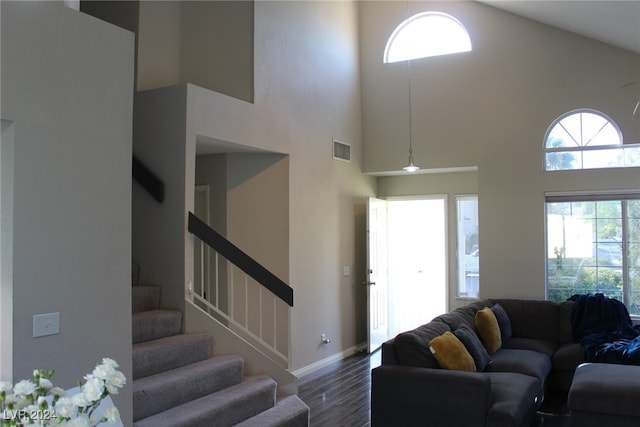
(402, 59), (420, 172)
(403, 147), (419, 172)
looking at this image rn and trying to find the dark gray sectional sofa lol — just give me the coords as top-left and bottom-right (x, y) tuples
(371, 298), (585, 427)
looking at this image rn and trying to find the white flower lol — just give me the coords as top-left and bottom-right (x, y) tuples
(101, 358), (119, 369)
(13, 379), (37, 396)
(6, 393), (28, 409)
(92, 364), (115, 382)
(39, 378), (53, 390)
(105, 371), (126, 394)
(50, 386), (66, 397)
(71, 391), (91, 408)
(54, 397), (75, 418)
(82, 377), (104, 402)
(103, 406), (121, 424)
(3, 357), (125, 426)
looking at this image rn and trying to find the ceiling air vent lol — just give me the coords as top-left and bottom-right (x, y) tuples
(333, 139), (351, 162)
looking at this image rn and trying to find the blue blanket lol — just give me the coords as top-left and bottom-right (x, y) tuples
(569, 293), (640, 365)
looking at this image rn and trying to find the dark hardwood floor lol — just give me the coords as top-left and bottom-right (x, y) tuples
(298, 350), (570, 427)
(298, 350), (380, 427)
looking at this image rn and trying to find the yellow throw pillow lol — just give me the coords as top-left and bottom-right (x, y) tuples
(428, 331), (476, 372)
(476, 307), (502, 354)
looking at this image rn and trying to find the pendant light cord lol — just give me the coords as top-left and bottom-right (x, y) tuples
(402, 0), (419, 172)
(407, 58), (414, 158)
(406, 0), (413, 158)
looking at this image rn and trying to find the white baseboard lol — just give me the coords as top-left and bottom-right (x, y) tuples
(292, 342), (367, 378)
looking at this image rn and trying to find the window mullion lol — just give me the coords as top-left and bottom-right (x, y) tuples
(622, 201), (630, 308)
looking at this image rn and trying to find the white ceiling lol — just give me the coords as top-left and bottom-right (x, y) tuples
(478, 0), (640, 54)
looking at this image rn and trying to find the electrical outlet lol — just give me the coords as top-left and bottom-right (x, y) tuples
(33, 312), (60, 338)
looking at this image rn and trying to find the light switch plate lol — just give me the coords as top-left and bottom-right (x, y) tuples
(33, 312), (60, 338)
(343, 266), (351, 277)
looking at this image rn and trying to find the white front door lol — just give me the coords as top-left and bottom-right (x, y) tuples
(366, 196), (448, 353)
(367, 197), (389, 353)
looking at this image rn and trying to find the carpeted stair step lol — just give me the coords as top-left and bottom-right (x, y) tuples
(234, 394), (310, 427)
(132, 374), (277, 427)
(132, 333), (212, 380)
(132, 309), (182, 344)
(132, 285), (161, 313)
(133, 354), (244, 421)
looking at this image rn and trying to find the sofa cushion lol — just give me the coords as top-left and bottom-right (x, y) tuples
(491, 303), (513, 343)
(433, 306), (475, 331)
(432, 299), (493, 331)
(394, 321), (450, 368)
(476, 307), (502, 354)
(557, 301), (575, 344)
(491, 299), (560, 343)
(484, 372), (541, 427)
(429, 331), (476, 372)
(552, 342), (585, 371)
(485, 349), (552, 385)
(454, 324), (491, 371)
(502, 337), (558, 358)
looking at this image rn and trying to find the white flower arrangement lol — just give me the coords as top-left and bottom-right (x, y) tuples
(0, 358), (125, 426)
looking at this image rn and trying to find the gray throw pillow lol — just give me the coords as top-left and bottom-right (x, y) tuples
(491, 303), (512, 343)
(454, 323), (491, 371)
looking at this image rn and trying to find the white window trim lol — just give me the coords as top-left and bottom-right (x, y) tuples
(383, 11), (472, 63)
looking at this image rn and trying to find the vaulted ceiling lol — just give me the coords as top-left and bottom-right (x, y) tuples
(478, 1), (640, 54)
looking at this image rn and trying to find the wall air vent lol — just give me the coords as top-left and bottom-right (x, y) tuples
(333, 139), (351, 162)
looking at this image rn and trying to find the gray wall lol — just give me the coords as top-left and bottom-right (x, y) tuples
(226, 153), (289, 282)
(253, 1), (375, 370)
(133, 85), (188, 313)
(195, 154), (227, 234)
(137, 1), (254, 102)
(361, 1), (640, 301)
(1, 1), (134, 423)
(1, 120), (15, 381)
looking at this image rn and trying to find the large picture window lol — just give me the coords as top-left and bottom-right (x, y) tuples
(546, 196), (640, 315)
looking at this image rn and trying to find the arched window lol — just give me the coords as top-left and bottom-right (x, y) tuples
(543, 109), (640, 170)
(383, 11), (472, 63)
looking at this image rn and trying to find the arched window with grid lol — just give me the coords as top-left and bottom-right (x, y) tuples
(543, 109), (640, 170)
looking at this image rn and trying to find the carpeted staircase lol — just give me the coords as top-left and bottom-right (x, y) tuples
(132, 285), (309, 427)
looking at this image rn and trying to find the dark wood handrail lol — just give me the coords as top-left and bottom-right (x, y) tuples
(133, 156), (165, 203)
(188, 212), (293, 307)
